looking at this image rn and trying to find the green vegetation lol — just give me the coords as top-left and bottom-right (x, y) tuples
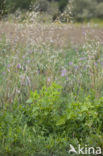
(70, 0), (103, 22)
(0, 35), (103, 155)
(0, 1), (103, 155)
(0, 83), (103, 155)
(0, 0), (103, 22)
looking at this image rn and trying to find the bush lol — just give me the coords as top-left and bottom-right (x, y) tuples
(96, 2), (103, 18)
(58, 0), (68, 12)
(4, 0), (36, 13)
(1, 0), (103, 22)
(68, 0), (103, 22)
(70, 0), (97, 22)
(0, 0), (6, 17)
(0, 83), (103, 155)
(31, 0), (49, 12)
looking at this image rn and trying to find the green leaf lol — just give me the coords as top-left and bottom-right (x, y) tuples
(56, 117), (66, 126)
(32, 107), (39, 112)
(26, 98), (33, 104)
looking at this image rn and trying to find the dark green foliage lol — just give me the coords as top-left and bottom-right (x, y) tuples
(5, 0), (34, 13)
(3, 0), (67, 14)
(0, 0), (6, 17)
(0, 83), (103, 155)
(96, 2), (103, 18)
(58, 0), (68, 12)
(70, 0), (103, 21)
(34, 0), (49, 12)
(70, 0), (97, 21)
(1, 0), (103, 21)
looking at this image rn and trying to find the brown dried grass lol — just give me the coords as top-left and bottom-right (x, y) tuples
(0, 22), (103, 48)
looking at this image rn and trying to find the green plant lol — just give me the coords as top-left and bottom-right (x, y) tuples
(0, 23), (103, 155)
(26, 83), (63, 133)
(0, 83), (103, 155)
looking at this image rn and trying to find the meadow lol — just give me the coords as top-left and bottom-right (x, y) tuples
(0, 21), (103, 155)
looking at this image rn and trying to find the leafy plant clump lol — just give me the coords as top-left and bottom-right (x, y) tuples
(0, 83), (103, 156)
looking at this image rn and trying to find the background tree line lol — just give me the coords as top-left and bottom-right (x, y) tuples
(0, 0), (103, 21)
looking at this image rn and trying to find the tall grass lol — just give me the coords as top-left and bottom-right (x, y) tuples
(0, 35), (103, 107)
(0, 21), (103, 155)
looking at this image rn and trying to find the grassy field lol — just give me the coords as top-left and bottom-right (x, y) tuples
(0, 22), (103, 47)
(0, 22), (103, 155)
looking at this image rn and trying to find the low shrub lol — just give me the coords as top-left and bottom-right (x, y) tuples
(0, 83), (103, 155)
